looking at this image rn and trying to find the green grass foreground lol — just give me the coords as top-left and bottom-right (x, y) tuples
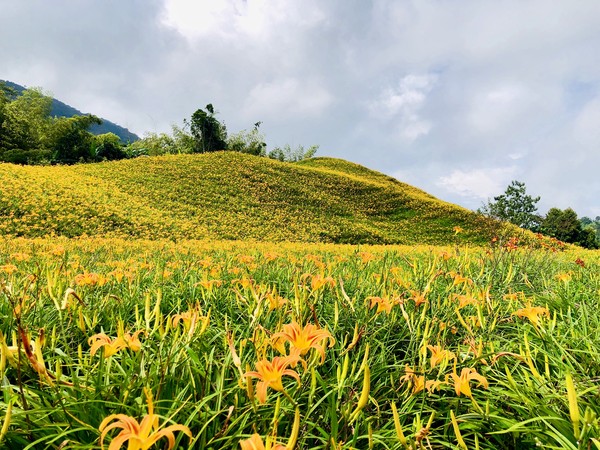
(1, 237), (599, 449)
(0, 153), (509, 245)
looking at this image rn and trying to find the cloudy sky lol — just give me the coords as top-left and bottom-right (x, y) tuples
(2, 0), (600, 217)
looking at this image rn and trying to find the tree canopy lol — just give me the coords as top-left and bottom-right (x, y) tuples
(0, 83), (128, 164)
(189, 104), (228, 153)
(480, 180), (598, 249)
(479, 180), (541, 230)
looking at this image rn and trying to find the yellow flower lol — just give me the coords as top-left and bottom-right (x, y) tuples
(513, 306), (549, 326)
(409, 290), (428, 307)
(239, 434), (286, 450)
(74, 272), (107, 287)
(1, 264), (18, 274)
(452, 294), (479, 309)
(427, 345), (456, 369)
(243, 356), (301, 404)
(99, 388), (192, 450)
(400, 365), (443, 395)
(265, 290), (288, 311)
(447, 368), (488, 398)
(556, 272), (572, 283)
(171, 308), (210, 336)
(272, 322), (334, 364)
(357, 252), (376, 264)
(310, 274), (335, 291)
(368, 296), (399, 314)
(89, 330), (143, 357)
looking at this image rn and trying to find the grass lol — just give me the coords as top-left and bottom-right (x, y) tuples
(0, 153), (515, 245)
(1, 236), (599, 449)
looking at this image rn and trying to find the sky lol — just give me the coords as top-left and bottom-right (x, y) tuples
(2, 0), (600, 218)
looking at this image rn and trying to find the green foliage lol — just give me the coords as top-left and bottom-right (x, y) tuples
(541, 208), (599, 249)
(268, 143), (318, 162)
(1, 238), (599, 448)
(189, 104), (228, 153)
(0, 87), (106, 164)
(49, 114), (102, 164)
(226, 122), (266, 156)
(581, 216), (600, 243)
(126, 132), (176, 157)
(479, 180), (542, 230)
(125, 124), (195, 157)
(94, 132), (127, 161)
(0, 87), (52, 156)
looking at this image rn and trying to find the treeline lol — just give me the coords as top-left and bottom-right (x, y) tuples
(480, 181), (599, 249)
(128, 103), (318, 162)
(0, 84), (317, 165)
(0, 85), (126, 164)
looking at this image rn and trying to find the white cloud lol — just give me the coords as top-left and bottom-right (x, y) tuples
(161, 0), (325, 41)
(243, 78), (333, 120)
(369, 74), (437, 141)
(3, 1), (600, 216)
(437, 167), (518, 200)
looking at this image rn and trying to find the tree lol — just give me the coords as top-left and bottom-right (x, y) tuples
(479, 181), (542, 230)
(268, 144), (319, 162)
(49, 114), (102, 164)
(541, 208), (599, 249)
(95, 132), (127, 161)
(540, 208), (581, 243)
(227, 122), (267, 156)
(189, 104), (227, 153)
(0, 87), (52, 155)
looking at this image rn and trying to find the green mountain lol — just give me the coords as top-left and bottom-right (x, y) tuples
(0, 152), (514, 245)
(1, 80), (139, 142)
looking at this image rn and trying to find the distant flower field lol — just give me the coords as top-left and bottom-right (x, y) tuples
(0, 153), (512, 245)
(1, 237), (599, 449)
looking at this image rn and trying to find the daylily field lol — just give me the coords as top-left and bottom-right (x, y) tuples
(1, 235), (599, 449)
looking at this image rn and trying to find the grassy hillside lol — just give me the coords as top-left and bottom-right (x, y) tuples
(0, 152), (510, 244)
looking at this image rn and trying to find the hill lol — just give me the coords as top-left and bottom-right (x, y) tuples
(0, 152), (512, 244)
(1, 80), (139, 142)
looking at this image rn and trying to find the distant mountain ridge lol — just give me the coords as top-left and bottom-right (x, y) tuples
(1, 80), (139, 142)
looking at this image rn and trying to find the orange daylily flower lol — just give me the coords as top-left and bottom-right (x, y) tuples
(357, 252), (376, 264)
(447, 271), (473, 287)
(452, 294), (479, 309)
(400, 365), (443, 395)
(74, 272), (107, 287)
(89, 330), (143, 357)
(368, 296), (400, 314)
(513, 305), (550, 326)
(427, 345), (456, 369)
(1, 264), (18, 274)
(409, 290), (428, 307)
(171, 308), (210, 336)
(243, 356), (301, 404)
(240, 407), (300, 450)
(556, 272), (572, 283)
(99, 388), (192, 450)
(197, 279), (223, 291)
(447, 367), (488, 398)
(272, 322), (334, 364)
(265, 290), (288, 310)
(310, 274), (335, 291)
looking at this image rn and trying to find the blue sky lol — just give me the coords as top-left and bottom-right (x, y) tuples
(2, 0), (599, 217)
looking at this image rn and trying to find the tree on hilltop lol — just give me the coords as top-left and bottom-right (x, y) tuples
(189, 104), (228, 153)
(479, 180), (542, 230)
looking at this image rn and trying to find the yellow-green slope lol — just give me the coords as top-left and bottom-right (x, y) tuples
(0, 152), (502, 244)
